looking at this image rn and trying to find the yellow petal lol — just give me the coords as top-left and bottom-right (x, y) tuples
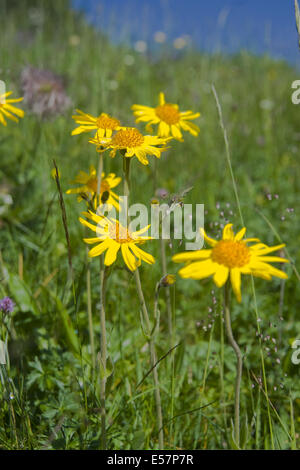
(251, 243), (286, 255)
(79, 217), (97, 232)
(222, 224), (234, 240)
(158, 121), (170, 137)
(178, 259), (216, 280)
(230, 268), (242, 302)
(88, 239), (110, 257)
(4, 104), (24, 118)
(131, 244), (155, 265)
(171, 124), (183, 140)
(104, 241), (120, 266)
(172, 249), (212, 263)
(234, 227), (246, 241)
(199, 228), (217, 247)
(135, 150), (149, 165)
(72, 126), (92, 135)
(133, 224), (151, 236)
(159, 92), (165, 105)
(0, 112), (7, 126)
(213, 265), (229, 287)
(257, 256), (289, 263)
(121, 244), (139, 271)
(83, 236), (106, 244)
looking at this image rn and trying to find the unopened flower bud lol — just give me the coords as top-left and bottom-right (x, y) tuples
(159, 274), (176, 287)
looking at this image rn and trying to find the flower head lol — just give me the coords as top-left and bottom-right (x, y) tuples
(89, 127), (170, 165)
(21, 66), (71, 118)
(79, 211), (155, 271)
(0, 91), (24, 126)
(0, 297), (15, 314)
(72, 110), (121, 138)
(132, 92), (200, 141)
(66, 165), (121, 210)
(173, 223), (289, 302)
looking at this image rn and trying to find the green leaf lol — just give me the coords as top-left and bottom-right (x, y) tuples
(8, 273), (39, 315)
(47, 291), (80, 356)
(240, 414), (249, 449)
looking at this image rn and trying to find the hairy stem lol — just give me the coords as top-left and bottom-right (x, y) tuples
(224, 281), (242, 447)
(99, 258), (107, 449)
(135, 269), (164, 449)
(86, 247), (96, 370)
(97, 153), (107, 449)
(160, 238), (173, 346)
(123, 156), (164, 449)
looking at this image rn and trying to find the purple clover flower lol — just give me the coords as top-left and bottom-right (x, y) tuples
(0, 297), (15, 314)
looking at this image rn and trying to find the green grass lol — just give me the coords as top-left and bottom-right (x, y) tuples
(0, 2), (299, 450)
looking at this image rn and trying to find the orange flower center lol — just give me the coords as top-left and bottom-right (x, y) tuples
(155, 104), (180, 125)
(108, 222), (133, 244)
(211, 240), (250, 268)
(96, 114), (120, 130)
(87, 177), (110, 195)
(111, 128), (144, 148)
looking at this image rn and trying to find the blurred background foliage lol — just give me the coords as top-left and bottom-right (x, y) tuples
(0, 0), (299, 450)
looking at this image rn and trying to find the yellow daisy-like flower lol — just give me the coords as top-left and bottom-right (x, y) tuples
(79, 211), (155, 271)
(89, 127), (170, 165)
(71, 109), (121, 138)
(0, 91), (25, 126)
(131, 92), (200, 141)
(173, 223), (289, 302)
(66, 165), (121, 210)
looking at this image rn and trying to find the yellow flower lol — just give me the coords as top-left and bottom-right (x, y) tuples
(131, 92), (200, 141)
(0, 91), (24, 126)
(89, 127), (170, 165)
(173, 223), (289, 302)
(66, 165), (121, 210)
(79, 212), (155, 271)
(71, 109), (121, 138)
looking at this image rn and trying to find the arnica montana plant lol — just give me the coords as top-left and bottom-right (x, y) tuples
(89, 126), (170, 165)
(79, 213), (154, 271)
(1, 4), (296, 450)
(69, 101), (170, 449)
(132, 91), (200, 140)
(72, 109), (122, 138)
(66, 166), (121, 210)
(173, 223), (289, 446)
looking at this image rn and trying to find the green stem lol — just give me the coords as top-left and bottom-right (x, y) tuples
(224, 281), (242, 447)
(212, 86), (273, 448)
(97, 152), (107, 449)
(123, 156), (164, 449)
(123, 156), (131, 200)
(134, 269), (164, 449)
(153, 158), (158, 193)
(99, 258), (107, 449)
(160, 238), (173, 347)
(250, 277), (274, 449)
(86, 247), (96, 370)
(97, 153), (104, 205)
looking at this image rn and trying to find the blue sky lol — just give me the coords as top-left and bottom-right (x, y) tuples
(72, 0), (300, 64)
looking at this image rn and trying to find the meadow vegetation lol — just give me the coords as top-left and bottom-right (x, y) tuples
(0, 1), (299, 450)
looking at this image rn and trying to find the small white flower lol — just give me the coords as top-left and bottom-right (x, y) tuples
(124, 54), (135, 66)
(134, 41), (147, 53)
(259, 99), (274, 110)
(154, 31), (166, 43)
